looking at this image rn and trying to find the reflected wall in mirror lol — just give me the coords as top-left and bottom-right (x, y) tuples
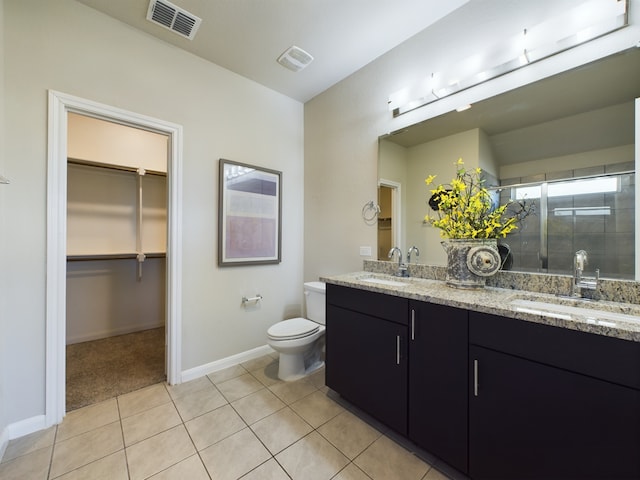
(378, 47), (640, 279)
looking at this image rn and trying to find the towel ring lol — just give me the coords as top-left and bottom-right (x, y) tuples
(362, 200), (380, 224)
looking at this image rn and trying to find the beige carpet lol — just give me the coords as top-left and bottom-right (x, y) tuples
(66, 327), (166, 412)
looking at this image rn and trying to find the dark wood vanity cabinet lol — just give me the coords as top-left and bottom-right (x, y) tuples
(325, 284), (408, 435)
(469, 311), (640, 480)
(408, 300), (468, 474)
(326, 284), (640, 480)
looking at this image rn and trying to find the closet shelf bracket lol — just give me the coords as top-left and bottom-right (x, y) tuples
(137, 252), (146, 281)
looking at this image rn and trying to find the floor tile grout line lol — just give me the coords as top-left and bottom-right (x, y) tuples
(207, 365), (354, 479)
(168, 388), (214, 480)
(329, 461), (374, 480)
(263, 455), (294, 480)
(124, 381), (209, 480)
(151, 383), (207, 479)
(313, 413), (382, 464)
(136, 386), (432, 480)
(176, 377), (272, 480)
(46, 425), (59, 480)
(47, 424), (126, 480)
(113, 393), (128, 480)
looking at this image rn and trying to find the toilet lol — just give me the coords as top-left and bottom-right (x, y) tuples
(267, 281), (326, 381)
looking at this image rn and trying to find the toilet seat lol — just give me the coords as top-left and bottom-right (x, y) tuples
(268, 318), (319, 341)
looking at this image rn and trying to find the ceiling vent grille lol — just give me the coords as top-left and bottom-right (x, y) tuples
(277, 46), (314, 72)
(146, 0), (202, 40)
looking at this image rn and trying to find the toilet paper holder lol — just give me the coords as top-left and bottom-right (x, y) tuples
(242, 294), (263, 305)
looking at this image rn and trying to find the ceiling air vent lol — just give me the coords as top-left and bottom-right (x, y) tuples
(277, 46), (314, 72)
(146, 0), (202, 40)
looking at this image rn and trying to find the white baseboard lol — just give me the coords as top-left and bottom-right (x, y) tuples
(6, 415), (47, 441)
(66, 322), (164, 345)
(0, 424), (8, 461)
(180, 344), (275, 383)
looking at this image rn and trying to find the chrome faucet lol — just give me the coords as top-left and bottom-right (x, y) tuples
(573, 250), (599, 297)
(388, 247), (408, 277)
(407, 246), (420, 264)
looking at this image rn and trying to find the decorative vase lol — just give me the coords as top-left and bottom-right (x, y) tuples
(441, 239), (501, 289)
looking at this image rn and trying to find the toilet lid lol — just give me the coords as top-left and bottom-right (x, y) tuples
(268, 318), (319, 340)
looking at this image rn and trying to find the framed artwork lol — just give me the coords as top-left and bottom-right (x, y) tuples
(218, 159), (282, 266)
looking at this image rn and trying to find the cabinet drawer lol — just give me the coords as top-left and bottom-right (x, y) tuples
(327, 284), (408, 325)
(469, 311), (640, 390)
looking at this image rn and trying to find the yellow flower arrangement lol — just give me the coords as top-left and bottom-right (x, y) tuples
(425, 158), (532, 239)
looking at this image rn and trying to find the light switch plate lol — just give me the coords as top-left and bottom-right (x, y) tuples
(359, 246), (372, 256)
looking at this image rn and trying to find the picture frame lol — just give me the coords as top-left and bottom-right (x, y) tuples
(218, 159), (282, 266)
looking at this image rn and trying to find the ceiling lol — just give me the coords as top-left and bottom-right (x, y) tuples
(74, 0), (469, 103)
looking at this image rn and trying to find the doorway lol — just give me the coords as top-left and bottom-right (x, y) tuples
(65, 114), (169, 410)
(46, 91), (183, 426)
(378, 179), (402, 260)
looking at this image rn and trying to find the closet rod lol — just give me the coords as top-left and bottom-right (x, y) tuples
(67, 158), (167, 177)
(67, 252), (166, 262)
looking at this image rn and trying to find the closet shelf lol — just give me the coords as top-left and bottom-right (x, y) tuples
(68, 158), (167, 177)
(67, 252), (166, 262)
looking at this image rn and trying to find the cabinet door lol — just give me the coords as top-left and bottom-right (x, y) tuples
(408, 301), (468, 474)
(326, 304), (407, 435)
(469, 345), (640, 480)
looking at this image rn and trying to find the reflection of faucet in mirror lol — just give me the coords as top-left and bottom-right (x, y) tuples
(388, 246), (408, 278)
(407, 246), (420, 265)
(573, 250), (599, 297)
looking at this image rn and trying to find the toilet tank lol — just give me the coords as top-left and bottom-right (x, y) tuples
(304, 281), (326, 325)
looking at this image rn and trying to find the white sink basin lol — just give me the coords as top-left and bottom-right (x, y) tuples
(509, 299), (640, 326)
(359, 277), (409, 287)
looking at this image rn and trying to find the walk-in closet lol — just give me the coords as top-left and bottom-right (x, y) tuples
(66, 113), (168, 411)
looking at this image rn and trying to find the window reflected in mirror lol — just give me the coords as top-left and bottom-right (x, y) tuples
(497, 169), (634, 279)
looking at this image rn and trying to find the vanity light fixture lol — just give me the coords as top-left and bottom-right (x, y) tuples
(518, 50), (531, 66)
(389, 0), (628, 117)
(455, 104), (472, 112)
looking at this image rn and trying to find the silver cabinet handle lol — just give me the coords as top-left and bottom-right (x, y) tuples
(410, 309), (415, 340)
(396, 335), (401, 365)
(474, 359), (479, 397)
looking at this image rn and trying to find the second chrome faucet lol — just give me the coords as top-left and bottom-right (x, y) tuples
(407, 246), (420, 264)
(388, 246), (420, 278)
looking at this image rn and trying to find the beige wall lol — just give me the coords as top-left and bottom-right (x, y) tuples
(1, 0), (303, 427)
(379, 127), (502, 266)
(304, 0), (640, 282)
(378, 139), (408, 256)
(406, 129), (484, 265)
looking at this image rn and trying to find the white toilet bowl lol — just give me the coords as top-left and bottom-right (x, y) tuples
(267, 282), (326, 381)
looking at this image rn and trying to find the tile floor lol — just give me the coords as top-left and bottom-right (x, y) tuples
(0, 354), (464, 480)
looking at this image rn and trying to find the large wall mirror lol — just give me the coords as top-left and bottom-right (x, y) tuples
(378, 47), (640, 280)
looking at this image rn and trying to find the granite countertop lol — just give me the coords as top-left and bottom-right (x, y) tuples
(321, 272), (640, 343)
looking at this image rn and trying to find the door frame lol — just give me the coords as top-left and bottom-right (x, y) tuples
(46, 90), (183, 425)
(636, 97), (639, 281)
